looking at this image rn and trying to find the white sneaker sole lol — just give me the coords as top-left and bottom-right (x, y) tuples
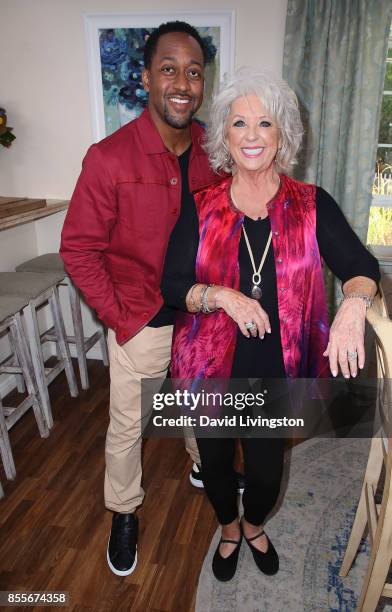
(106, 543), (138, 576)
(189, 473), (205, 488)
(189, 472), (244, 494)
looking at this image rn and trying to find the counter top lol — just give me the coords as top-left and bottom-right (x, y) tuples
(0, 199), (69, 231)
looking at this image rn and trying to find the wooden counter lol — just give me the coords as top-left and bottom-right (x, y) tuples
(0, 199), (69, 231)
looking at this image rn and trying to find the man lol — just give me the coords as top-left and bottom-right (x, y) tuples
(61, 21), (243, 577)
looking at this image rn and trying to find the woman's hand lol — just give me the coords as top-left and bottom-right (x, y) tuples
(323, 298), (367, 378)
(213, 287), (271, 339)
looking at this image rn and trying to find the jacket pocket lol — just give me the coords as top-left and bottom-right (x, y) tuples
(117, 179), (174, 237)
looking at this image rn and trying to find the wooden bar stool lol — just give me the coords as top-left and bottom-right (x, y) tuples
(16, 253), (109, 390)
(339, 297), (392, 611)
(0, 295), (49, 483)
(0, 272), (79, 429)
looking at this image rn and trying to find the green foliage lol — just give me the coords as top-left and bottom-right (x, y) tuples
(384, 56), (392, 90)
(379, 95), (392, 146)
(0, 107), (16, 148)
(367, 206), (392, 245)
(0, 128), (15, 148)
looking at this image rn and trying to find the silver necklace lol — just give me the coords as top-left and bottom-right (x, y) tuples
(242, 224), (272, 299)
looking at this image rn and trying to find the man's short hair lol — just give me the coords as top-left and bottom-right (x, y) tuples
(143, 21), (209, 69)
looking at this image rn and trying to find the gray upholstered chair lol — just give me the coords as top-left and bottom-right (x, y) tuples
(0, 272), (79, 429)
(16, 253), (109, 390)
(0, 294), (49, 483)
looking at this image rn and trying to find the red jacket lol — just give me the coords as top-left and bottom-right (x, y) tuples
(60, 109), (218, 345)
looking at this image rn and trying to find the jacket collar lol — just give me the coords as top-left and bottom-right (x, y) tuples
(136, 107), (206, 156)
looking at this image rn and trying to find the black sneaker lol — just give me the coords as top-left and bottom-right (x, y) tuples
(190, 463), (245, 494)
(107, 512), (138, 576)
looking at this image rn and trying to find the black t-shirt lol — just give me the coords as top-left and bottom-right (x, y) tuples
(148, 145), (194, 327)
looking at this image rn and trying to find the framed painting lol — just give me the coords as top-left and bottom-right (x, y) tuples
(84, 11), (235, 142)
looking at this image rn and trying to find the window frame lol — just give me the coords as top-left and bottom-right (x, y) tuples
(368, 25), (392, 249)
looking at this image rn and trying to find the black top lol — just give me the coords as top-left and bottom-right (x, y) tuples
(148, 146), (194, 327)
(161, 175), (380, 378)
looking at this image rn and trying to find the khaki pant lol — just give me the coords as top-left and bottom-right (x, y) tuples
(105, 326), (200, 513)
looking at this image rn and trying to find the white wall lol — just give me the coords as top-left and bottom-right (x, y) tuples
(0, 0), (288, 199)
(0, 224), (37, 272)
(0, 224), (39, 392)
(0, 0), (288, 391)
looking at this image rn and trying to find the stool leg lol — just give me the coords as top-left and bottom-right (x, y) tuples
(99, 323), (109, 367)
(68, 279), (89, 390)
(0, 397), (16, 480)
(15, 373), (26, 394)
(23, 302), (54, 429)
(8, 332), (25, 393)
(55, 340), (62, 362)
(49, 287), (78, 398)
(12, 314), (49, 439)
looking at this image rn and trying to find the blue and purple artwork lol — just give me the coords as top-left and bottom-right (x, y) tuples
(99, 27), (219, 136)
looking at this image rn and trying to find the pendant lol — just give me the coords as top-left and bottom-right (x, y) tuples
(251, 272), (262, 299)
(251, 285), (262, 299)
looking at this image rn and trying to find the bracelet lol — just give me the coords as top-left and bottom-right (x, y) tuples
(342, 293), (373, 309)
(188, 283), (201, 312)
(200, 284), (215, 313)
(200, 284), (210, 313)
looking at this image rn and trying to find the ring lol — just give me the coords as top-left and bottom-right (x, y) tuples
(347, 350), (358, 361)
(245, 321), (256, 330)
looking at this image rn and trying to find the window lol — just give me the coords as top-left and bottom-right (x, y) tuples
(367, 24), (392, 247)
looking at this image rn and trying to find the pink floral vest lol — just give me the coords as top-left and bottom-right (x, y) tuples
(171, 174), (330, 380)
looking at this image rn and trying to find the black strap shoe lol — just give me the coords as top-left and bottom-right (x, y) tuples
(212, 535), (243, 582)
(242, 527), (279, 575)
(190, 463), (245, 494)
(107, 512), (138, 576)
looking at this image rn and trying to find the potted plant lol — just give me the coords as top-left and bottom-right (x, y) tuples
(0, 108), (16, 148)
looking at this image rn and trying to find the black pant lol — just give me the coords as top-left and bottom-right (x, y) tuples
(196, 436), (285, 526)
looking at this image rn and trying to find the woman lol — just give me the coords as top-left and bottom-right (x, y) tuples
(161, 68), (379, 581)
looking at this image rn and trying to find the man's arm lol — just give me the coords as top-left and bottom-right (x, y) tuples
(60, 145), (123, 332)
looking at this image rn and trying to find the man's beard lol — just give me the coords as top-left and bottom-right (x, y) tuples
(163, 100), (197, 129)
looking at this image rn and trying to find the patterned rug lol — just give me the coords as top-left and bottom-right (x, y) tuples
(195, 437), (392, 612)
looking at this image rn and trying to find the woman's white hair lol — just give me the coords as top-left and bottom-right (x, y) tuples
(205, 67), (303, 174)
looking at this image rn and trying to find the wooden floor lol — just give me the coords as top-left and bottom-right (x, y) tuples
(0, 360), (219, 612)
